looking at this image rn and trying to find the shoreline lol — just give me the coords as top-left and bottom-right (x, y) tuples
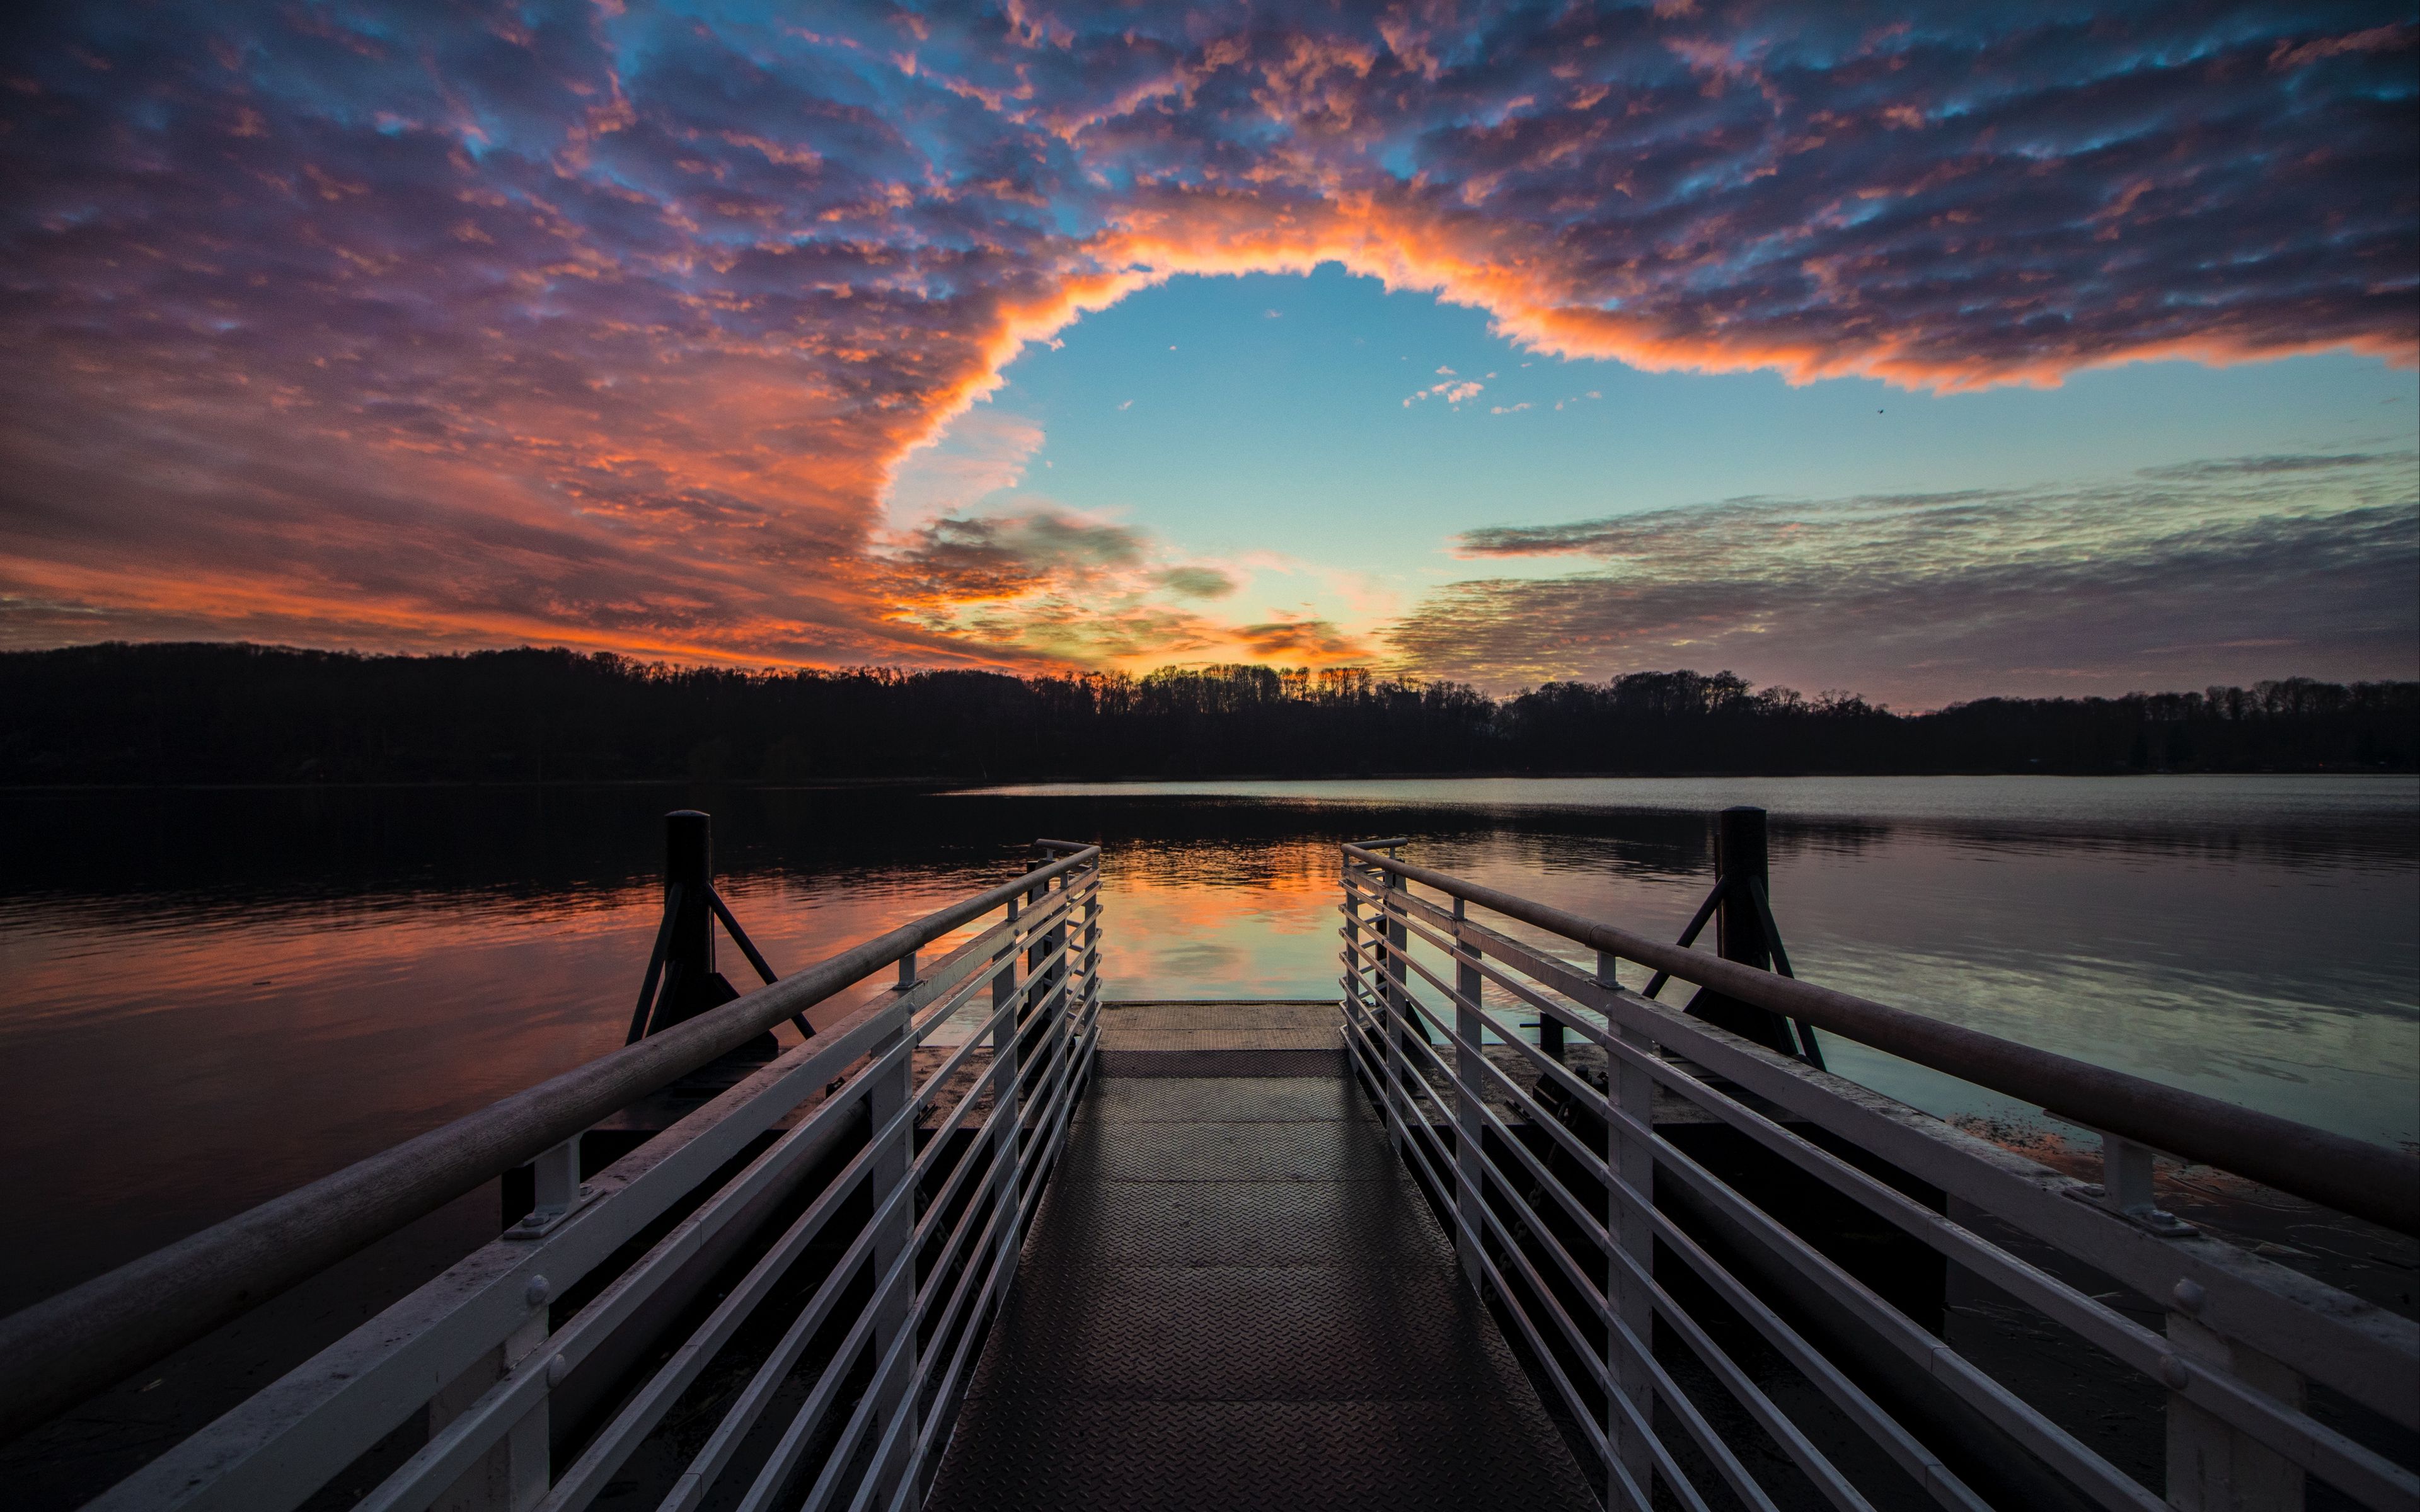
(4, 767), (2415, 793)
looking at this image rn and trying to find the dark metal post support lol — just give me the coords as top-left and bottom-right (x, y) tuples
(666, 809), (714, 989)
(1685, 807), (1800, 1056)
(1715, 807), (1771, 974)
(635, 810), (743, 1039)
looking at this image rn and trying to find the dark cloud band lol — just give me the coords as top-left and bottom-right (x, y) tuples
(1397, 454), (2419, 705)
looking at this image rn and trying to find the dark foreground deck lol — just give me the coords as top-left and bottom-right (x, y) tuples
(926, 1005), (1595, 1512)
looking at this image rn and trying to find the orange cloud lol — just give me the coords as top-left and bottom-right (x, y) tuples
(1, 1), (2411, 680)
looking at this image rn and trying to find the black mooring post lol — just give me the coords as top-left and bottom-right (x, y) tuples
(666, 808), (715, 985)
(645, 809), (742, 1035)
(1715, 806), (1772, 974)
(1683, 806), (1800, 1056)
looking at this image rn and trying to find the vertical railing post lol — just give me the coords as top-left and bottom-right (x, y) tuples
(2165, 1305), (2307, 1511)
(500, 1295), (550, 1512)
(1034, 878), (1071, 1145)
(1452, 898), (1484, 1290)
(1028, 879), (1051, 1019)
(2090, 1129), (2296, 1508)
(1044, 874), (1070, 1017)
(1343, 859), (1404, 1153)
(1078, 859), (1102, 1017)
(1021, 882), (1050, 1031)
(1688, 806), (1798, 1055)
(1345, 861), (1384, 1108)
(1601, 948), (1656, 1506)
(1538, 901), (1565, 1062)
(991, 891), (1025, 1283)
(429, 1280), (553, 1511)
(1016, 881), (1063, 1193)
(1382, 867), (1412, 1140)
(865, 980), (916, 1503)
(1342, 860), (1364, 1016)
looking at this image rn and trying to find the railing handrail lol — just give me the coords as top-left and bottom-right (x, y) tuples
(0, 844), (1103, 1445)
(1342, 841), (2419, 1235)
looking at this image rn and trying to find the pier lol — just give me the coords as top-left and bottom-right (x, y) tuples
(926, 1003), (1595, 1511)
(0, 813), (2413, 1511)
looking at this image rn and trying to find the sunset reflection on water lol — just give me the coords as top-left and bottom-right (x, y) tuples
(1, 776), (2412, 1316)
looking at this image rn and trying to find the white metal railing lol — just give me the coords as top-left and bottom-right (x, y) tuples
(1337, 840), (2418, 1512)
(50, 842), (1102, 1512)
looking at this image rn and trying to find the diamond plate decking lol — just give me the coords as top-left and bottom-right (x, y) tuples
(925, 1006), (1597, 1512)
(1094, 999), (1344, 1051)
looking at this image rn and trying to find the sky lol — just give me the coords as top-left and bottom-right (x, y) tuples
(1, 2), (2414, 709)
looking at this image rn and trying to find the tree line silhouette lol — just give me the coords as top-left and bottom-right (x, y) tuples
(4, 642), (2412, 784)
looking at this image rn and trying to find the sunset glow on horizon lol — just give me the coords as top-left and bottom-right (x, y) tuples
(3, 2), (2414, 707)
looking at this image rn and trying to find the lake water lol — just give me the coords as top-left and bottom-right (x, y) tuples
(1, 774), (2414, 1320)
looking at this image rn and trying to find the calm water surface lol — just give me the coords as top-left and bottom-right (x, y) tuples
(1, 775), (2413, 1317)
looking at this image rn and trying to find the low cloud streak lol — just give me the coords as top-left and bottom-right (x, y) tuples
(1401, 454), (2419, 706)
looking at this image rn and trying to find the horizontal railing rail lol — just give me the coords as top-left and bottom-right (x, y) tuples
(1342, 842), (2417, 1234)
(1337, 840), (2417, 1512)
(1, 843), (1103, 1512)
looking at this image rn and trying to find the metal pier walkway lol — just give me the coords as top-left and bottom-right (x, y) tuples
(926, 1005), (1596, 1511)
(6, 826), (2415, 1512)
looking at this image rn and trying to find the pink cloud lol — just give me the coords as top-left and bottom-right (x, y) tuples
(0, 1), (2408, 676)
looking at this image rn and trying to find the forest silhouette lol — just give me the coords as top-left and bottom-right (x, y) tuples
(6, 643), (2412, 784)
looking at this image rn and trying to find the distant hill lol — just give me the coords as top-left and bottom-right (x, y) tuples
(2, 643), (2412, 784)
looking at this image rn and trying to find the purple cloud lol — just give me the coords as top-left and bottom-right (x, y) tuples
(0, 1), (2409, 672)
